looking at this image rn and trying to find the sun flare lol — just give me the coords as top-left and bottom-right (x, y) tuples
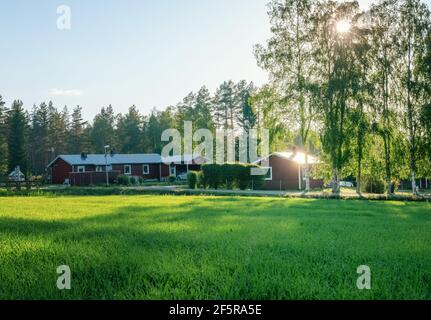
(336, 20), (351, 33)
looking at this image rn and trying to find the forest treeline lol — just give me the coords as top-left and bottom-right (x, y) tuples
(0, 80), (257, 177)
(1, 0), (431, 195)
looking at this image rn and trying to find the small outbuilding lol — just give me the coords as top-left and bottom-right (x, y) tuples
(8, 166), (25, 182)
(254, 151), (323, 191)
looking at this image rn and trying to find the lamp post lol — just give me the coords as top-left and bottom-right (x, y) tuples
(104, 145), (110, 187)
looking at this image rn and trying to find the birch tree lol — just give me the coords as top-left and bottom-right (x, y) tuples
(255, 0), (316, 191)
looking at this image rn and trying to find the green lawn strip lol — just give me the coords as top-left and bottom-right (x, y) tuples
(0, 196), (429, 299)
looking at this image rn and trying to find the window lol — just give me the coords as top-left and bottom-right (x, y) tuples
(77, 166), (86, 173)
(124, 165), (132, 175)
(143, 165), (150, 175)
(169, 166), (176, 177)
(263, 167), (272, 181)
(96, 166), (103, 173)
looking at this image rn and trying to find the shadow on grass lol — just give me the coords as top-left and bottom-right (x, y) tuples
(0, 197), (430, 299)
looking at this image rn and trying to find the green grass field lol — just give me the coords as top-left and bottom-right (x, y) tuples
(0, 195), (430, 300)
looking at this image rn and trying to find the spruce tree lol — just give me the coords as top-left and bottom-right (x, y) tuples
(7, 100), (28, 174)
(0, 95), (8, 176)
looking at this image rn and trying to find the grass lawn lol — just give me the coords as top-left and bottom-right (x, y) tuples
(0, 195), (430, 300)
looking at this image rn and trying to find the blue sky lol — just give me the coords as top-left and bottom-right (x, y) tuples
(0, 0), (424, 120)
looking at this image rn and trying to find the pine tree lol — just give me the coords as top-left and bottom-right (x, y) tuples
(91, 105), (117, 153)
(68, 106), (87, 154)
(0, 95), (8, 176)
(144, 110), (161, 153)
(236, 81), (257, 134)
(30, 102), (50, 175)
(48, 103), (68, 158)
(213, 81), (237, 130)
(7, 100), (28, 174)
(116, 106), (143, 153)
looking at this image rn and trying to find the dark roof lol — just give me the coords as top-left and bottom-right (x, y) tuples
(48, 154), (161, 167)
(47, 154), (208, 167)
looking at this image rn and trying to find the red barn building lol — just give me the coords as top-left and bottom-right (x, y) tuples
(254, 152), (324, 191)
(47, 154), (206, 186)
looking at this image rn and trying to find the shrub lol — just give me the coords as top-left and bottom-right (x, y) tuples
(201, 163), (266, 191)
(198, 171), (208, 189)
(168, 176), (176, 183)
(364, 177), (386, 194)
(187, 171), (199, 189)
(117, 175), (131, 186)
(391, 180), (400, 193)
(223, 164), (240, 189)
(202, 164), (222, 189)
(251, 165), (266, 190)
(237, 164), (251, 190)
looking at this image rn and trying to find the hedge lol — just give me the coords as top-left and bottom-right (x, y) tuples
(200, 163), (266, 190)
(117, 175), (145, 186)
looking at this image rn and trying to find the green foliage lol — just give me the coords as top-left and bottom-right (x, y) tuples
(201, 163), (265, 190)
(198, 170), (208, 189)
(0, 95), (8, 177)
(116, 175), (145, 186)
(30, 103), (50, 175)
(201, 164), (222, 189)
(117, 175), (131, 186)
(91, 105), (116, 153)
(187, 171), (199, 189)
(363, 176), (386, 194)
(116, 106), (144, 154)
(7, 100), (28, 174)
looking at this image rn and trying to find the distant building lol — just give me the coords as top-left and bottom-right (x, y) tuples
(254, 151), (324, 190)
(8, 166), (25, 182)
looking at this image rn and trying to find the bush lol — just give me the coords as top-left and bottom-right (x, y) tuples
(251, 167), (266, 190)
(201, 163), (266, 191)
(168, 176), (176, 183)
(364, 177), (386, 194)
(198, 171), (207, 189)
(220, 164), (238, 189)
(391, 180), (400, 193)
(237, 164), (251, 190)
(117, 175), (131, 186)
(187, 171), (199, 189)
(202, 164), (222, 189)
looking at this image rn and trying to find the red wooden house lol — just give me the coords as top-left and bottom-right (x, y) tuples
(47, 153), (206, 186)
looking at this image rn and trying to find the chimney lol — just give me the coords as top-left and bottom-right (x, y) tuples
(81, 152), (87, 160)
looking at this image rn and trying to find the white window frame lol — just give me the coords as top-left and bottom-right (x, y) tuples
(143, 164), (150, 175)
(263, 167), (272, 181)
(77, 166), (86, 173)
(169, 165), (176, 177)
(124, 165), (132, 176)
(96, 166), (103, 173)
